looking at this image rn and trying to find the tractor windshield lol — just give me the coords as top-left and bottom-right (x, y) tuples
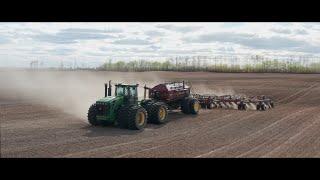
(129, 86), (137, 97)
(116, 86), (125, 96)
(115, 85), (137, 97)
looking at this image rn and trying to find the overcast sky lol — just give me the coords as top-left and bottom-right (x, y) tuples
(0, 22), (319, 67)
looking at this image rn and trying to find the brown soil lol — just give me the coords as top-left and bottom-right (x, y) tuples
(1, 70), (320, 157)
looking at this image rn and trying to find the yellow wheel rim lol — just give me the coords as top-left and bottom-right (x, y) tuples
(194, 102), (200, 112)
(158, 107), (166, 120)
(136, 112), (145, 126)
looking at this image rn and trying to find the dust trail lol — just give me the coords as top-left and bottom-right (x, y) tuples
(189, 82), (236, 96)
(0, 70), (165, 121)
(192, 85), (236, 96)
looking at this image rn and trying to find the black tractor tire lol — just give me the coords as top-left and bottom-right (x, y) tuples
(117, 105), (148, 130)
(145, 102), (168, 124)
(100, 121), (113, 126)
(88, 103), (100, 126)
(189, 98), (200, 115)
(207, 102), (214, 109)
(181, 97), (192, 114)
(261, 104), (267, 111)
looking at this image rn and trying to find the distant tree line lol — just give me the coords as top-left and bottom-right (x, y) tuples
(98, 55), (320, 73)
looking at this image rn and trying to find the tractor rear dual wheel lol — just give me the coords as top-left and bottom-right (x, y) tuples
(117, 105), (148, 130)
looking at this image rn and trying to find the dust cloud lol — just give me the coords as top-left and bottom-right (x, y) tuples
(0, 70), (166, 120)
(189, 82), (236, 96)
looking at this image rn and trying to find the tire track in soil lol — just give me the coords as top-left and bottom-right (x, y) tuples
(262, 114), (320, 158)
(116, 106), (295, 157)
(277, 83), (318, 105)
(3, 110), (232, 157)
(109, 113), (261, 158)
(195, 107), (315, 158)
(61, 107), (263, 157)
(61, 112), (243, 157)
(113, 111), (271, 158)
(235, 107), (320, 157)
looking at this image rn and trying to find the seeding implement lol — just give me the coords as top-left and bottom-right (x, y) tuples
(193, 94), (274, 111)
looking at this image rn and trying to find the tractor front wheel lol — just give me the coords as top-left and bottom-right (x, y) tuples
(88, 103), (99, 126)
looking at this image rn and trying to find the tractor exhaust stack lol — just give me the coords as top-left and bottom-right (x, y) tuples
(104, 83), (108, 97)
(108, 80), (112, 96)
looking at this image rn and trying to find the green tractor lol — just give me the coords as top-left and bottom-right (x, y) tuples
(87, 81), (168, 130)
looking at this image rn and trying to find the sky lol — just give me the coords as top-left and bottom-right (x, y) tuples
(0, 22), (319, 68)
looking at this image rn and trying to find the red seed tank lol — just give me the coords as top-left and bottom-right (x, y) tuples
(149, 82), (190, 103)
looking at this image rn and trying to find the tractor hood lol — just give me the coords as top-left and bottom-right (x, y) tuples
(96, 96), (122, 104)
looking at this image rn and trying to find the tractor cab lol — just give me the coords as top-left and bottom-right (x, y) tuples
(114, 83), (139, 105)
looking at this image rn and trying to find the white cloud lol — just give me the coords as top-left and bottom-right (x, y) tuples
(32, 28), (117, 44)
(156, 24), (203, 33)
(0, 22), (319, 68)
(294, 29), (308, 35)
(144, 30), (166, 37)
(112, 38), (152, 45)
(270, 28), (292, 34)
